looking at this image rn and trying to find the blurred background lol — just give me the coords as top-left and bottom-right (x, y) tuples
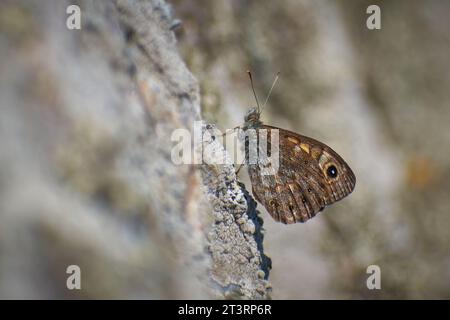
(172, 0), (450, 298)
(1, 0), (450, 299)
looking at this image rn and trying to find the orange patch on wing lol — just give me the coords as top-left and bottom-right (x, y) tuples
(287, 136), (300, 144)
(300, 143), (310, 154)
(311, 147), (322, 159)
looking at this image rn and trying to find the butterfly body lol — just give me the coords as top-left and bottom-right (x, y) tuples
(242, 107), (356, 224)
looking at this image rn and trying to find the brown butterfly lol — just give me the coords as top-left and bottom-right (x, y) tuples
(240, 72), (356, 224)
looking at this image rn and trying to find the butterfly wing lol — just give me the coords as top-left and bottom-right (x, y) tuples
(247, 125), (356, 224)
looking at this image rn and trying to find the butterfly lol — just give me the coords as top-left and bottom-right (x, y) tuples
(239, 71), (356, 224)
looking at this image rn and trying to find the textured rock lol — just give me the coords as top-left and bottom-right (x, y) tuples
(0, 0), (270, 299)
(201, 126), (271, 299)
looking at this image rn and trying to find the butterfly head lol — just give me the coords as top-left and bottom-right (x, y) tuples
(243, 107), (262, 129)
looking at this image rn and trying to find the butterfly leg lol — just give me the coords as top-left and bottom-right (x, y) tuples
(235, 162), (245, 176)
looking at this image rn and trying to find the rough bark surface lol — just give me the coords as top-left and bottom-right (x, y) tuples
(0, 0), (270, 299)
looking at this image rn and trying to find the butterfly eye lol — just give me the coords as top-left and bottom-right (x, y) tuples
(326, 165), (338, 178)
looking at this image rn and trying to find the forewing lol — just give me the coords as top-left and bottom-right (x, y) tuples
(247, 125), (356, 224)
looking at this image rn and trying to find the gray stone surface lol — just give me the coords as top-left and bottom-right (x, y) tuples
(0, 0), (270, 299)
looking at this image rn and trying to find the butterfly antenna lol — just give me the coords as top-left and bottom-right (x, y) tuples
(247, 70), (261, 114)
(261, 72), (280, 114)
